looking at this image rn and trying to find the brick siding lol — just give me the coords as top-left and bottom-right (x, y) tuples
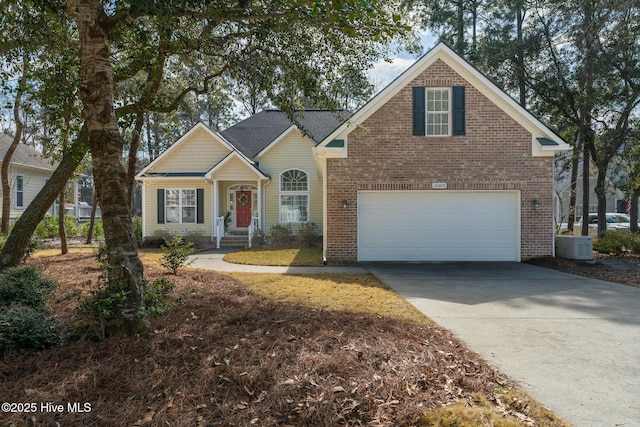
(326, 59), (554, 262)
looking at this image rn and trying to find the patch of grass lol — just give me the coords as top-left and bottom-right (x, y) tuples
(417, 389), (570, 427)
(33, 246), (96, 257)
(223, 247), (324, 266)
(228, 272), (431, 324)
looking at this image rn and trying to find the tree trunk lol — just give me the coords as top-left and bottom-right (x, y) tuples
(72, 1), (147, 336)
(127, 113), (144, 209)
(581, 135), (591, 236)
(0, 129), (88, 268)
(516, 5), (526, 108)
(58, 191), (68, 254)
(631, 188), (639, 233)
(594, 166), (607, 238)
(85, 186), (98, 244)
(455, 0), (465, 54)
(1, 71), (26, 235)
(567, 142), (581, 233)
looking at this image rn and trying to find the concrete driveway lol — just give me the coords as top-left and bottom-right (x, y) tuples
(364, 262), (640, 427)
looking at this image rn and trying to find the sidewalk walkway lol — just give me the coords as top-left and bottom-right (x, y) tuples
(187, 249), (367, 274)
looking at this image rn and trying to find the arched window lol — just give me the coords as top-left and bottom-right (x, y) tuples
(280, 169), (308, 222)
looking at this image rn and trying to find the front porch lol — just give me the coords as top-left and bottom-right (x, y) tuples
(210, 181), (262, 249)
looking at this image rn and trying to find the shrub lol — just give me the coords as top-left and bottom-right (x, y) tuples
(132, 216), (143, 243)
(35, 215), (58, 239)
(23, 239), (40, 262)
(0, 304), (64, 354)
(144, 277), (175, 318)
(183, 230), (208, 248)
(64, 215), (79, 237)
(78, 275), (128, 340)
(625, 233), (640, 254)
(251, 228), (267, 247)
(0, 235), (6, 250)
(78, 274), (175, 339)
(143, 230), (173, 248)
(296, 222), (321, 247)
(94, 240), (109, 269)
(80, 218), (104, 241)
(161, 235), (195, 274)
(268, 224), (294, 246)
(594, 229), (631, 256)
(0, 266), (57, 311)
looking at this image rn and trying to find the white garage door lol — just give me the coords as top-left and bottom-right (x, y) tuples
(358, 191), (520, 261)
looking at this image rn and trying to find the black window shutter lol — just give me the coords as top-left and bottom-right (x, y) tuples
(157, 189), (165, 224)
(452, 86), (466, 135)
(412, 86), (426, 136)
(196, 188), (204, 224)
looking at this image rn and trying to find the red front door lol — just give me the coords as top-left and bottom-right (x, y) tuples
(236, 190), (252, 227)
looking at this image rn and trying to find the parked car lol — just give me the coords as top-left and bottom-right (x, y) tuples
(576, 213), (632, 231)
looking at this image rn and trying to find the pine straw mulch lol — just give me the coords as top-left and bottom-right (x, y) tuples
(526, 252), (640, 289)
(1, 253), (534, 427)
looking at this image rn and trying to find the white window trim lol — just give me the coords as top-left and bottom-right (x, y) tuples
(15, 174), (24, 208)
(165, 188), (196, 224)
(426, 87), (452, 137)
(279, 169), (309, 223)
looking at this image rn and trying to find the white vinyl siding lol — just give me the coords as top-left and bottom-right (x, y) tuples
(150, 127), (231, 173)
(143, 180), (211, 237)
(258, 130), (322, 231)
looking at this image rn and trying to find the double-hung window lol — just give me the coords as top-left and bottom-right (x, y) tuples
(166, 189), (196, 224)
(413, 86), (465, 137)
(426, 89), (450, 136)
(280, 169), (308, 222)
(15, 175), (24, 208)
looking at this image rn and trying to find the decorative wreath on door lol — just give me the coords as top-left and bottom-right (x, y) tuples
(237, 192), (250, 206)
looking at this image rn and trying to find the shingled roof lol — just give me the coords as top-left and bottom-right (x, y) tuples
(221, 110), (351, 159)
(0, 133), (56, 171)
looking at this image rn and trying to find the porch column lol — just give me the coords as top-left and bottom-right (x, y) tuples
(257, 179), (262, 229)
(213, 180), (219, 238)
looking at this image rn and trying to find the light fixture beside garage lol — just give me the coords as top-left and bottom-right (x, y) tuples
(342, 199), (349, 209)
(532, 199), (540, 210)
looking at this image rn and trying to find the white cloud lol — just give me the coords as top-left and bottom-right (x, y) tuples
(368, 30), (438, 92)
(368, 57), (417, 91)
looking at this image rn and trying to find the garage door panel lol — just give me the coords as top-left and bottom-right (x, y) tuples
(358, 191), (519, 261)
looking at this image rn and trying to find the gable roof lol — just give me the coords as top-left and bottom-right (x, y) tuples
(0, 133), (56, 172)
(204, 151), (269, 180)
(137, 122), (234, 178)
(221, 110), (351, 159)
(317, 42), (571, 154)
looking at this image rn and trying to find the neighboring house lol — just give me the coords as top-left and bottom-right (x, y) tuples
(136, 110), (348, 243)
(0, 133), (100, 221)
(138, 42), (570, 262)
(0, 133), (56, 221)
(554, 161), (631, 225)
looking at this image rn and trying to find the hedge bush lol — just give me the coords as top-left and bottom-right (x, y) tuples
(0, 304), (63, 354)
(594, 229), (640, 256)
(0, 266), (57, 311)
(34, 215), (80, 238)
(0, 266), (63, 354)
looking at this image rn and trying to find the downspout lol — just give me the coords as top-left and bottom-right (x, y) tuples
(322, 155), (328, 265)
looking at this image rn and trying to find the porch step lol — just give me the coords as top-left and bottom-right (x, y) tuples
(219, 235), (249, 248)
